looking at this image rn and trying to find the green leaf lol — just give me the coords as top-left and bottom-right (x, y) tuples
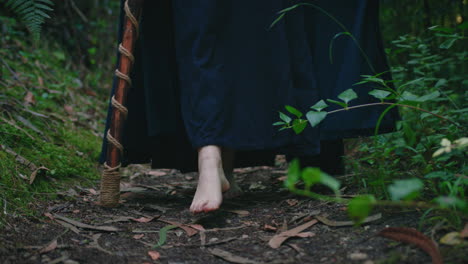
(310, 100), (328, 111)
(285, 159), (301, 189)
(279, 112), (292, 124)
(440, 38), (457, 49)
(348, 195), (376, 225)
(417, 91), (440, 102)
(152, 225), (178, 248)
(273, 121), (286, 126)
(306, 111), (327, 127)
(369, 89), (391, 100)
(435, 196), (467, 210)
(388, 178), (423, 201)
(285, 105), (303, 118)
(301, 167), (340, 194)
(457, 21), (468, 30)
(399, 91), (420, 102)
(292, 119), (307, 134)
(428, 25), (455, 34)
(327, 99), (347, 108)
(338, 89), (358, 104)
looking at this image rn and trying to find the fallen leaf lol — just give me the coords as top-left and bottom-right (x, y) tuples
(316, 213), (382, 227)
(378, 227), (442, 264)
(440, 232), (463, 245)
(72, 210), (80, 214)
(131, 217), (156, 223)
(294, 232), (315, 238)
(53, 214), (120, 232)
(264, 224), (277, 232)
(147, 170), (167, 177)
(224, 210), (249, 217)
(44, 212), (54, 220)
(188, 224), (205, 231)
(37, 76), (44, 86)
(88, 188), (98, 195)
(23, 91), (36, 105)
(39, 240), (57, 254)
(29, 166), (50, 184)
(84, 89), (97, 97)
(158, 219), (198, 237)
(286, 199), (298, 206)
(208, 248), (260, 264)
(276, 176), (287, 182)
(268, 219), (318, 248)
(460, 223), (468, 238)
(148, 250), (161, 260)
(133, 234), (145, 240)
(64, 105), (74, 115)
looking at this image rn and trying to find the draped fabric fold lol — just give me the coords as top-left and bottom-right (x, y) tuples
(100, 0), (398, 172)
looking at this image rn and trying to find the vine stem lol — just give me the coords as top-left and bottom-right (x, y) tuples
(326, 102), (461, 128)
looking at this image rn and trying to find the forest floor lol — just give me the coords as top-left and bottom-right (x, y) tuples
(2, 160), (465, 264)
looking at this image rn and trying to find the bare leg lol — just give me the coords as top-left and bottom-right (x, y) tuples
(190, 145), (230, 213)
(222, 148), (243, 198)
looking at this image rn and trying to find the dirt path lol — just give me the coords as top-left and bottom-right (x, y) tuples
(0, 164), (460, 264)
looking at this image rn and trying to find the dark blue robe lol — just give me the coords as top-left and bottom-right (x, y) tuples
(100, 0), (398, 172)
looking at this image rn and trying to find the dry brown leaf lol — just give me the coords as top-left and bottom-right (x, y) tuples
(268, 219), (318, 249)
(378, 227), (443, 264)
(224, 210), (249, 217)
(72, 210), (80, 214)
(294, 232), (315, 238)
(148, 251), (160, 260)
(39, 240), (57, 254)
(131, 217), (156, 223)
(158, 219), (198, 237)
(84, 89), (97, 97)
(88, 188), (98, 195)
(286, 199), (298, 206)
(264, 224), (277, 232)
(23, 91), (36, 105)
(53, 214), (120, 232)
(188, 224), (205, 231)
(276, 176), (287, 182)
(316, 213), (382, 227)
(29, 166), (49, 184)
(44, 212), (54, 220)
(64, 105), (74, 115)
(460, 223), (468, 238)
(133, 234), (145, 240)
(147, 170), (167, 177)
(37, 76), (44, 86)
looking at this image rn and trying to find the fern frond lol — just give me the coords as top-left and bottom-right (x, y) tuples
(5, 0), (54, 39)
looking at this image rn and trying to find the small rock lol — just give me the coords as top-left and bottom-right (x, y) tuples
(209, 238), (219, 243)
(349, 252), (368, 261)
(242, 234), (249, 239)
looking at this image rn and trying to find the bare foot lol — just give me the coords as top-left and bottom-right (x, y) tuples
(190, 146), (230, 213)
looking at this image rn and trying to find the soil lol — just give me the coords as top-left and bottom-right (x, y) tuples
(0, 162), (466, 264)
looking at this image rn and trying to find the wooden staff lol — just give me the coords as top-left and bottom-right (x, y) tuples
(100, 0), (144, 207)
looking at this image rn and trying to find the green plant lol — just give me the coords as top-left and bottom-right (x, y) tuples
(3, 0), (54, 39)
(272, 5), (467, 228)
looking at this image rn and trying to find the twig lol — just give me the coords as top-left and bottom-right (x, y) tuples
(326, 102), (461, 128)
(69, 0), (89, 23)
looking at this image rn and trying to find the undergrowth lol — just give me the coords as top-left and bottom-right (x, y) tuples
(0, 16), (110, 225)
